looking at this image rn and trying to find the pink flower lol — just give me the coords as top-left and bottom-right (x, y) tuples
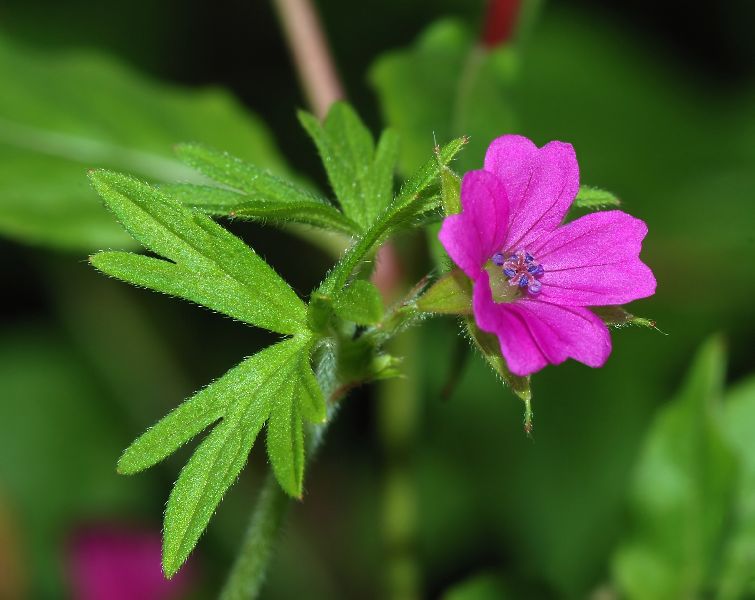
(67, 524), (193, 600)
(439, 135), (656, 376)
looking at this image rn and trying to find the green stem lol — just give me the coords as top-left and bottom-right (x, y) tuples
(378, 330), (422, 600)
(219, 345), (337, 599)
(219, 472), (290, 600)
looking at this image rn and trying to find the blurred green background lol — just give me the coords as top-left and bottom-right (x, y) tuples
(1, 0), (754, 598)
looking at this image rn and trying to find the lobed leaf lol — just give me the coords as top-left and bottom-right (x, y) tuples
(318, 137), (467, 298)
(156, 335), (323, 577)
(171, 143), (360, 234)
(162, 183), (360, 235)
(298, 102), (399, 229)
(89, 170), (307, 334)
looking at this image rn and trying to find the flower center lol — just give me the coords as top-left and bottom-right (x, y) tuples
(491, 249), (544, 295)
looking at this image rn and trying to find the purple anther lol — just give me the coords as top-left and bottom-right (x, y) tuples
(492, 252), (505, 266)
(499, 248), (546, 296)
(528, 264), (544, 276)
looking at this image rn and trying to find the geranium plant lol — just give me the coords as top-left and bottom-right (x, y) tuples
(89, 96), (656, 593)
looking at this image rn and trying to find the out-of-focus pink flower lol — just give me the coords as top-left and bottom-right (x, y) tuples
(439, 135), (656, 376)
(67, 525), (192, 600)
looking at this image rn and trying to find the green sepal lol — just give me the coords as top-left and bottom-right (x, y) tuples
(464, 318), (532, 430)
(306, 292), (336, 335)
(416, 270), (472, 315)
(592, 306), (662, 332)
(573, 185), (621, 210)
(438, 157), (461, 215)
(334, 279), (384, 325)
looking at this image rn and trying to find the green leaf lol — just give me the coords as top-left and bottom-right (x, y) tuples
(572, 185), (621, 210)
(89, 170), (307, 334)
(298, 102), (399, 229)
(612, 337), (737, 599)
(718, 376), (755, 599)
(416, 270), (472, 315)
(333, 279), (385, 325)
(591, 306), (661, 331)
(0, 34), (286, 251)
(117, 356), (251, 475)
(162, 183), (359, 236)
(266, 378), (305, 498)
(155, 336), (324, 577)
(371, 20), (517, 175)
(169, 143), (360, 235)
(318, 136), (467, 298)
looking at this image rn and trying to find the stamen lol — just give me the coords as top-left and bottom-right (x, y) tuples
(492, 248), (545, 296)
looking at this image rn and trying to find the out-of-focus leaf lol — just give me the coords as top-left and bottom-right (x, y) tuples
(612, 337), (737, 599)
(442, 572), (510, 600)
(333, 279), (384, 326)
(131, 335), (324, 578)
(0, 34), (285, 250)
(719, 377), (755, 599)
(371, 19), (517, 175)
(89, 170), (307, 334)
(0, 329), (151, 597)
(298, 102), (399, 229)
(168, 144), (360, 235)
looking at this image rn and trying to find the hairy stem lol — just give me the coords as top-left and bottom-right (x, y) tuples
(219, 344), (338, 598)
(378, 330), (422, 600)
(271, 0), (345, 119)
(219, 473), (290, 600)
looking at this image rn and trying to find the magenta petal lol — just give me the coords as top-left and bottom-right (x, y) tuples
(530, 210), (657, 306)
(484, 135), (539, 217)
(473, 272), (612, 376)
(484, 135), (579, 251)
(473, 272), (548, 375)
(438, 170), (509, 278)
